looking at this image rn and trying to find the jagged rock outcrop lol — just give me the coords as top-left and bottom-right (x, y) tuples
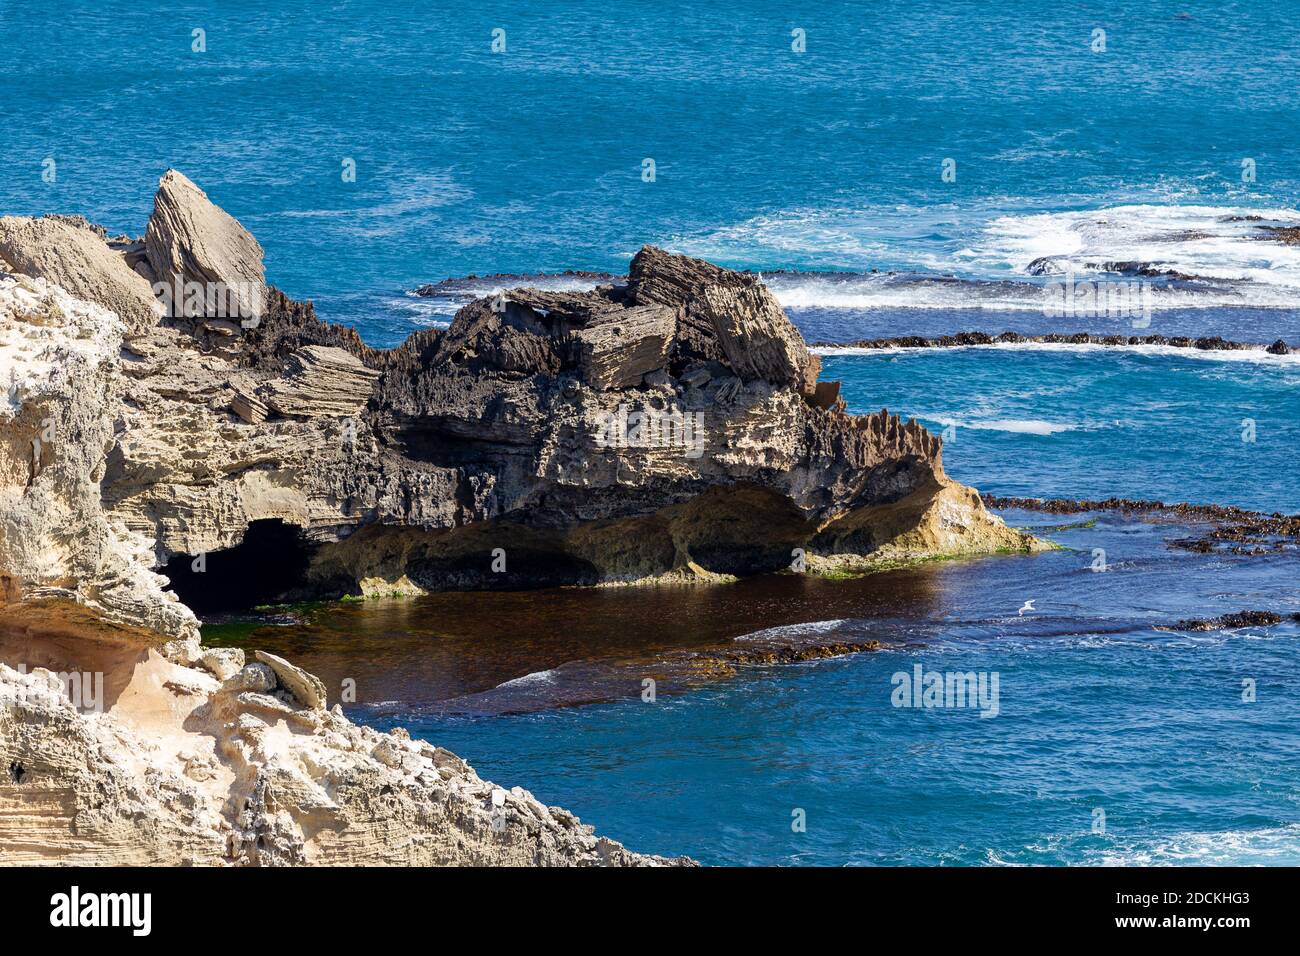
(0, 171), (1042, 866)
(628, 245), (821, 388)
(2, 170), (1038, 622)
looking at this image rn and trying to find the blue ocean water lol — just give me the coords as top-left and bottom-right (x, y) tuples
(6, 0), (1300, 336)
(7, 1), (1300, 864)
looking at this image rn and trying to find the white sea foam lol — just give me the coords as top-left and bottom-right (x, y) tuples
(927, 417), (1074, 436)
(273, 172), (472, 224)
(975, 204), (1300, 288)
(764, 272), (1300, 312)
(413, 202), (1300, 317)
(672, 202), (1300, 311)
(495, 668), (559, 689)
(1087, 824), (1300, 866)
(765, 274), (1050, 311)
(735, 620), (850, 642)
(388, 293), (452, 327)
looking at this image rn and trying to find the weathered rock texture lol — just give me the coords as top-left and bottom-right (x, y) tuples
(1, 170), (1042, 616)
(0, 648), (680, 865)
(0, 275), (197, 645)
(0, 216), (162, 330)
(0, 171), (1040, 866)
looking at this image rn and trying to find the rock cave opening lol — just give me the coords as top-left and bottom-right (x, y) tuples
(163, 519), (314, 615)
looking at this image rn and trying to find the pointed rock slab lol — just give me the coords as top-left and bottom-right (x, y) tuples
(0, 216), (163, 330)
(573, 304), (676, 389)
(254, 650), (327, 710)
(261, 344), (380, 418)
(144, 170), (265, 324)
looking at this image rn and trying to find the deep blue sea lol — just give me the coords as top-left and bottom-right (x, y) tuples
(5, 0), (1299, 865)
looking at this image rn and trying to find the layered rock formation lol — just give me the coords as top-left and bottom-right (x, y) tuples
(0, 215), (162, 330)
(0, 170), (1039, 866)
(144, 169), (266, 325)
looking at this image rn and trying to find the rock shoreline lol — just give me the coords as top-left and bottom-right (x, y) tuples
(0, 170), (1041, 866)
(1164, 610), (1300, 632)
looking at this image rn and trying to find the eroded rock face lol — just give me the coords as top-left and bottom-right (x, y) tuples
(144, 169), (266, 326)
(0, 274), (198, 645)
(0, 216), (162, 331)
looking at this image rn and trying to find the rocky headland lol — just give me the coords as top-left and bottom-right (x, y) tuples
(0, 171), (1040, 865)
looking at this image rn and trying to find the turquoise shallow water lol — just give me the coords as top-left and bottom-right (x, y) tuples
(7, 0), (1300, 864)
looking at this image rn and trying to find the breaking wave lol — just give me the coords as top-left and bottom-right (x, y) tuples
(675, 202), (1300, 311)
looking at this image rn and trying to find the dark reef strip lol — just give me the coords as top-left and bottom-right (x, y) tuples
(814, 331), (1294, 355)
(984, 495), (1300, 555)
(696, 638), (882, 672)
(1163, 610), (1300, 632)
(412, 270), (623, 296)
(983, 495), (1284, 521)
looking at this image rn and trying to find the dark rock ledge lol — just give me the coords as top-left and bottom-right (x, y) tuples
(985, 495), (1300, 555)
